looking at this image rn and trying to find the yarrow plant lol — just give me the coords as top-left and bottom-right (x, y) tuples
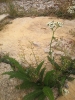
(47, 21), (63, 58)
(47, 21), (63, 31)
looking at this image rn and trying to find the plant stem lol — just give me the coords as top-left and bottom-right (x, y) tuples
(30, 42), (38, 66)
(49, 30), (55, 58)
(49, 27), (58, 58)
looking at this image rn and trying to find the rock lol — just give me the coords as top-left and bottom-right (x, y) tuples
(0, 14), (9, 22)
(0, 0), (56, 13)
(44, 48), (49, 53)
(54, 51), (64, 55)
(51, 42), (57, 47)
(32, 41), (40, 47)
(64, 83), (69, 89)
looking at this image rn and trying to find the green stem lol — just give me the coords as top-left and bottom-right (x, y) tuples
(49, 27), (58, 58)
(31, 43), (38, 66)
(49, 30), (55, 58)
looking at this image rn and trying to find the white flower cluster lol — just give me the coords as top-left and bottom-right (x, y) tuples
(47, 21), (63, 30)
(67, 6), (75, 14)
(62, 88), (69, 95)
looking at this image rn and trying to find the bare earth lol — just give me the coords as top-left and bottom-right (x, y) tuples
(0, 17), (75, 100)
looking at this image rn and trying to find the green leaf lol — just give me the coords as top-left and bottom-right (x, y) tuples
(57, 80), (63, 96)
(59, 76), (66, 86)
(35, 61), (44, 75)
(43, 87), (54, 100)
(58, 86), (62, 95)
(23, 90), (42, 100)
(44, 70), (55, 86)
(39, 67), (46, 82)
(1, 55), (25, 73)
(48, 56), (61, 70)
(16, 81), (36, 89)
(37, 93), (46, 100)
(3, 71), (30, 81)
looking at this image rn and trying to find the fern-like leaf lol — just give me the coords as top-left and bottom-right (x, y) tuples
(23, 90), (42, 100)
(16, 81), (36, 89)
(39, 67), (46, 82)
(37, 93), (46, 100)
(3, 71), (30, 81)
(43, 87), (54, 100)
(35, 61), (44, 75)
(1, 55), (25, 73)
(44, 70), (55, 86)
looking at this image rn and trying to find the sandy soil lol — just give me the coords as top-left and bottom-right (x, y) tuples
(0, 17), (75, 100)
(0, 17), (75, 60)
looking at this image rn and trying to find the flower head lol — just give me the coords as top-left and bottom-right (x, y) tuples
(62, 88), (69, 95)
(56, 22), (63, 27)
(47, 21), (63, 30)
(47, 21), (56, 30)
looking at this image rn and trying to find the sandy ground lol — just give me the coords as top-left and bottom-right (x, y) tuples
(0, 17), (75, 100)
(0, 17), (75, 60)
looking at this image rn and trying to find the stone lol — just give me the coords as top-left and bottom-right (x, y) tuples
(64, 83), (69, 89)
(32, 41), (40, 47)
(0, 0), (56, 13)
(44, 48), (49, 53)
(0, 14), (9, 22)
(54, 51), (64, 55)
